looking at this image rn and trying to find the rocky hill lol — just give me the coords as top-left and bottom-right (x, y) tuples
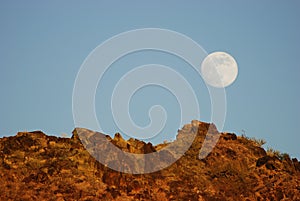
(0, 120), (299, 201)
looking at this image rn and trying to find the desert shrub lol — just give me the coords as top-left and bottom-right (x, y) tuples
(240, 133), (266, 147)
(278, 153), (291, 161)
(259, 139), (266, 146)
(252, 138), (266, 147)
(266, 148), (291, 161)
(266, 147), (280, 158)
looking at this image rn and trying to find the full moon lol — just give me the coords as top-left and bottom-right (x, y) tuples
(201, 52), (238, 88)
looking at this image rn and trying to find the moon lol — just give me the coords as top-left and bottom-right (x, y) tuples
(201, 52), (238, 88)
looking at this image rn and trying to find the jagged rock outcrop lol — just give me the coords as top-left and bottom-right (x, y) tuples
(0, 120), (299, 200)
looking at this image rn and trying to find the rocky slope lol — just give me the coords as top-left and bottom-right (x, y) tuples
(0, 120), (299, 201)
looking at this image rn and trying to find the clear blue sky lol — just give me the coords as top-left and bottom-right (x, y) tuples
(0, 1), (299, 158)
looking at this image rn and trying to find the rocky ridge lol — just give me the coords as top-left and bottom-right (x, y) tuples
(0, 120), (299, 200)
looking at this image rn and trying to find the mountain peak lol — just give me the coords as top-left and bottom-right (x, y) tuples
(1, 120), (299, 200)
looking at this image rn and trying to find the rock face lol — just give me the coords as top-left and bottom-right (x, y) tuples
(0, 120), (299, 200)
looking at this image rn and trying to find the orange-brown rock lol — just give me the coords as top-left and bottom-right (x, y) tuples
(0, 121), (299, 200)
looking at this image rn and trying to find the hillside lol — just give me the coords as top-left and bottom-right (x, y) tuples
(0, 120), (299, 200)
